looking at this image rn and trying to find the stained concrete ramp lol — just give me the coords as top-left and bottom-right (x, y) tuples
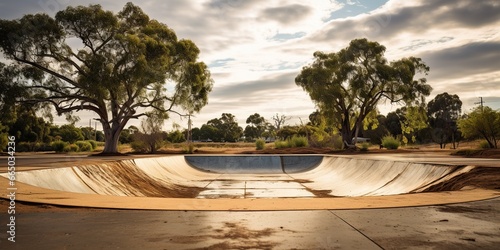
(1, 155), (484, 199)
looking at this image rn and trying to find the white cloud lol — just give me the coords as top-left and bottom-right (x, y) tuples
(1, 0), (499, 130)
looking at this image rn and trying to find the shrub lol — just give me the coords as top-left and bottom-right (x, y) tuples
(382, 135), (400, 150)
(290, 136), (308, 147)
(52, 141), (69, 152)
(274, 140), (289, 149)
(16, 142), (32, 152)
(64, 144), (79, 152)
(183, 143), (195, 154)
(130, 141), (148, 153)
(360, 142), (370, 152)
(0, 134), (8, 152)
(479, 141), (491, 149)
(75, 141), (93, 152)
(255, 139), (265, 150)
(86, 140), (97, 150)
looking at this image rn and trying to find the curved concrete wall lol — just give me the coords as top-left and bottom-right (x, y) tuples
(185, 155), (323, 174)
(2, 155), (474, 198)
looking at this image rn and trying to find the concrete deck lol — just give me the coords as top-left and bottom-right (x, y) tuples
(1, 198), (499, 249)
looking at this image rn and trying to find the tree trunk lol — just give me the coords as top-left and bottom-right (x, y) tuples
(101, 124), (124, 154)
(340, 127), (355, 149)
(102, 132), (120, 154)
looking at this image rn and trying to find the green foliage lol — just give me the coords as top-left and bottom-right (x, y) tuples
(274, 136), (308, 148)
(360, 142), (370, 152)
(277, 126), (299, 140)
(202, 113), (243, 142)
(167, 130), (186, 143)
(255, 139), (265, 150)
(58, 125), (84, 143)
(428, 92), (462, 148)
(0, 3), (213, 154)
(130, 141), (148, 153)
(385, 111), (403, 137)
(132, 115), (165, 153)
(295, 38), (431, 146)
(64, 144), (79, 152)
(16, 142), (31, 152)
(290, 136), (308, 147)
(245, 113), (268, 141)
(458, 106), (500, 149)
(51, 141), (68, 152)
(479, 141), (492, 149)
(382, 135), (400, 150)
(0, 133), (8, 152)
(182, 143), (195, 154)
(274, 140), (289, 149)
(9, 110), (52, 143)
(308, 132), (343, 149)
(75, 141), (93, 152)
(86, 140), (97, 150)
(401, 105), (428, 144)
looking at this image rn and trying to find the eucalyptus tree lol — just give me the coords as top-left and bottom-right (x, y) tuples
(0, 3), (213, 154)
(458, 106), (500, 149)
(296, 38), (432, 146)
(427, 92), (462, 148)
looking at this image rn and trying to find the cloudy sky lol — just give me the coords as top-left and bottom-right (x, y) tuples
(1, 0), (499, 131)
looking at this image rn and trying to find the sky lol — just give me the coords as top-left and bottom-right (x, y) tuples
(1, 0), (499, 131)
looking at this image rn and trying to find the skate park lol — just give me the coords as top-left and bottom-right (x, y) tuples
(1, 153), (499, 249)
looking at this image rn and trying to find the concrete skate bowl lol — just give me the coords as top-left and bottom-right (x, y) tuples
(1, 155), (499, 210)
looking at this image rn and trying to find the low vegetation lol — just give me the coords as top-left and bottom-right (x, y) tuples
(382, 135), (400, 150)
(274, 136), (309, 149)
(255, 139), (265, 150)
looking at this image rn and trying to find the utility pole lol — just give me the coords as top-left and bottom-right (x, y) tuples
(187, 113), (192, 143)
(475, 97), (484, 110)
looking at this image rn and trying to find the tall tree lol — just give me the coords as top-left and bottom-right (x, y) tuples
(385, 109), (404, 137)
(244, 113), (267, 141)
(295, 39), (431, 146)
(458, 106), (500, 149)
(272, 113), (289, 131)
(0, 3), (213, 154)
(427, 92), (462, 149)
(200, 113), (243, 142)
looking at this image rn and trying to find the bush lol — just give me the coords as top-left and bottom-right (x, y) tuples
(16, 142), (32, 152)
(183, 143), (195, 154)
(274, 140), (289, 149)
(0, 134), (8, 152)
(479, 141), (491, 149)
(130, 141), (148, 153)
(290, 136), (308, 147)
(75, 141), (93, 152)
(64, 144), (79, 152)
(382, 135), (400, 150)
(360, 142), (370, 152)
(86, 140), (97, 150)
(255, 139), (265, 150)
(51, 141), (68, 152)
